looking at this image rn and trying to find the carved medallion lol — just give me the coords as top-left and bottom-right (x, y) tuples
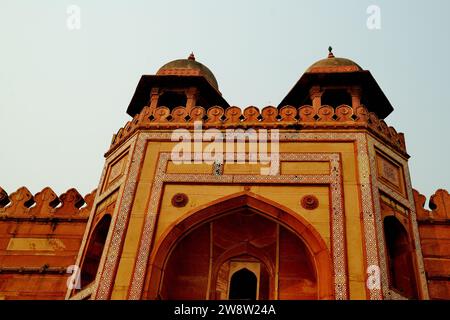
(171, 193), (188, 208)
(301, 195), (319, 210)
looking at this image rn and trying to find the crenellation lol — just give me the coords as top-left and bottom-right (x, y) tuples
(0, 187), (10, 208)
(79, 189), (97, 218)
(0, 186), (95, 299)
(414, 189), (450, 299)
(54, 188), (84, 215)
(279, 105), (297, 122)
(335, 105), (354, 122)
(414, 189), (450, 221)
(108, 104), (408, 157)
(261, 106), (278, 123)
(0, 187), (34, 215)
(429, 189), (450, 220)
(29, 187), (60, 216)
(189, 106), (206, 122)
(0, 187), (96, 219)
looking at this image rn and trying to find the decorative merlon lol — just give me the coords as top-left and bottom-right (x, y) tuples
(414, 189), (450, 222)
(0, 186), (96, 219)
(107, 104), (407, 157)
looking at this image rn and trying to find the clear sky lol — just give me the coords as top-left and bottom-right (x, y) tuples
(0, 0), (449, 206)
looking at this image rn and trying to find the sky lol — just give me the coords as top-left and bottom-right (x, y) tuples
(0, 0), (449, 207)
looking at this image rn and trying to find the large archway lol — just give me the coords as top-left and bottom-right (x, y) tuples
(143, 192), (333, 300)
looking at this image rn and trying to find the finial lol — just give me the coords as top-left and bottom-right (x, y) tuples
(328, 46), (334, 58)
(188, 52), (195, 61)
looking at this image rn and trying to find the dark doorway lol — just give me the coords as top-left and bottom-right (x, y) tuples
(321, 89), (352, 107)
(229, 268), (257, 300)
(157, 91), (187, 110)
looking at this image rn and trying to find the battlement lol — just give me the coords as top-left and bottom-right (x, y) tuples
(414, 188), (450, 300)
(0, 186), (96, 220)
(414, 189), (450, 222)
(0, 186), (94, 299)
(108, 104), (407, 157)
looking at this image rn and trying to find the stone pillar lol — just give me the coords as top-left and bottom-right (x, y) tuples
(309, 86), (322, 112)
(186, 87), (198, 113)
(149, 88), (160, 112)
(349, 86), (362, 114)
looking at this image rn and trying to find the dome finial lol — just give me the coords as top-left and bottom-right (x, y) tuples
(328, 46), (334, 58)
(188, 52), (195, 61)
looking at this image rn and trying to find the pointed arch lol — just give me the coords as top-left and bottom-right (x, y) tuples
(80, 214), (111, 288)
(383, 215), (418, 298)
(144, 191), (333, 300)
(229, 268), (258, 300)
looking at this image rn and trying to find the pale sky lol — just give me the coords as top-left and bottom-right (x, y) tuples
(0, 0), (449, 207)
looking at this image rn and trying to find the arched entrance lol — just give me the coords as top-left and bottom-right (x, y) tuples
(144, 192), (333, 300)
(229, 268), (257, 300)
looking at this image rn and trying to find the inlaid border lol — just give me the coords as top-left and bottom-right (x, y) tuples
(127, 152), (346, 299)
(367, 136), (429, 300)
(67, 134), (137, 300)
(91, 131), (384, 300)
(90, 134), (141, 299)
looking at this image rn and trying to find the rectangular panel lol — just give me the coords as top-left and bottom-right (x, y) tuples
(281, 161), (330, 175)
(96, 189), (119, 214)
(7, 238), (66, 251)
(223, 163), (265, 175)
(376, 151), (406, 196)
(103, 151), (129, 192)
(166, 161), (213, 174)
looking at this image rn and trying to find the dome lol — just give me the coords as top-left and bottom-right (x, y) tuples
(156, 53), (219, 90)
(306, 47), (363, 73)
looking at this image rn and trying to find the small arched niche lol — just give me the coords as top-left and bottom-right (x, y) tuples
(383, 216), (418, 299)
(80, 214), (111, 288)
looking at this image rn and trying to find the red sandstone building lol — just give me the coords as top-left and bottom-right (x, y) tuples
(0, 51), (449, 300)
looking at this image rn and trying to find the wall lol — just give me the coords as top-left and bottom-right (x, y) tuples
(0, 186), (94, 299)
(414, 189), (450, 299)
(106, 135), (368, 300)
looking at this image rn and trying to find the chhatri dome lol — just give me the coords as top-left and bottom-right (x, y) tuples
(156, 53), (219, 90)
(126, 52), (228, 116)
(279, 47), (393, 119)
(306, 46), (363, 73)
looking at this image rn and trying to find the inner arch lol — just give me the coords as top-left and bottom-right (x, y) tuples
(144, 193), (333, 300)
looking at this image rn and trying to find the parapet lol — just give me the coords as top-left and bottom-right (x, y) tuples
(414, 189), (450, 221)
(107, 104), (407, 157)
(0, 186), (96, 220)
